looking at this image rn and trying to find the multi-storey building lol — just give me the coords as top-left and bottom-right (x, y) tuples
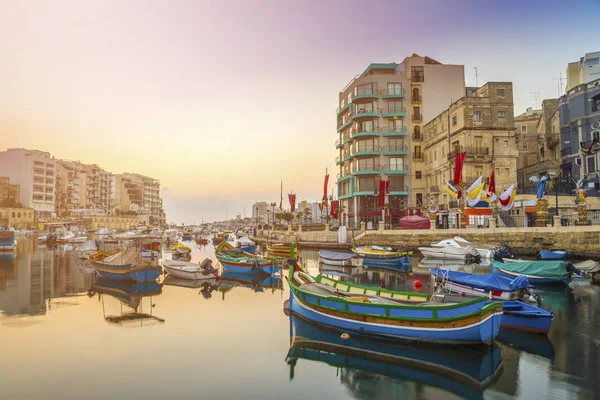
(114, 173), (163, 225)
(566, 51), (600, 91)
(559, 76), (600, 183)
(423, 82), (517, 223)
(78, 164), (112, 212)
(54, 160), (82, 217)
(0, 149), (56, 217)
(251, 202), (268, 223)
(0, 177), (21, 206)
(335, 54), (465, 227)
(515, 100), (560, 188)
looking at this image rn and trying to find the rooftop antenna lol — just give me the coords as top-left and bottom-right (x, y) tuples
(530, 92), (541, 109)
(473, 67), (479, 87)
(553, 73), (564, 97)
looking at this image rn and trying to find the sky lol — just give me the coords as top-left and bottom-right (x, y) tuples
(1, 0), (599, 223)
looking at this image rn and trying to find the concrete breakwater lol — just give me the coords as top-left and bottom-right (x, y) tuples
(356, 226), (600, 259)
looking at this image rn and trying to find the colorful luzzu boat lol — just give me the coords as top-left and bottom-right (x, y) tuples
(287, 262), (503, 345)
(286, 316), (504, 399)
(352, 246), (412, 267)
(172, 242), (191, 255)
(88, 248), (162, 282)
(215, 242), (279, 274)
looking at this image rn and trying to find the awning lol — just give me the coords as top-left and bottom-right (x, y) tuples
(465, 208), (492, 216)
(525, 206), (537, 213)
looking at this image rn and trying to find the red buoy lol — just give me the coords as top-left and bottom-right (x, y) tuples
(414, 280), (422, 290)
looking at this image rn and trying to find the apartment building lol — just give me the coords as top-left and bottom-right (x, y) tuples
(566, 51), (600, 91)
(515, 100), (560, 188)
(54, 160), (82, 217)
(114, 173), (163, 225)
(335, 54), (465, 227)
(0, 177), (21, 206)
(0, 149), (56, 217)
(422, 82), (517, 220)
(78, 164), (112, 212)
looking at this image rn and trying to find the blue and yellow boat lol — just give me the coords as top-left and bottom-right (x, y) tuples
(352, 246), (412, 267)
(287, 261), (503, 345)
(215, 241), (279, 274)
(88, 248), (162, 282)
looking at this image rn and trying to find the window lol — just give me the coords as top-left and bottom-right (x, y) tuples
(498, 111), (506, 119)
(521, 125), (527, 136)
(413, 106), (420, 117)
(587, 157), (596, 174)
(355, 83), (377, 96)
(475, 166), (483, 176)
(504, 168), (510, 177)
(356, 138), (377, 152)
(497, 88), (505, 97)
(412, 87), (420, 101)
(17, 212), (21, 218)
(355, 102), (375, 113)
(387, 101), (404, 112)
(592, 95), (600, 112)
(504, 140), (508, 147)
(434, 151), (437, 161)
(414, 145), (422, 157)
(389, 157), (404, 171)
(387, 82), (402, 95)
(411, 66), (424, 82)
(414, 126), (420, 137)
(522, 141), (528, 150)
(474, 136), (483, 148)
(389, 176), (405, 191)
(452, 114), (457, 126)
(389, 138), (404, 150)
(416, 193), (423, 206)
(12, 212), (15, 218)
(416, 171), (422, 179)
(473, 111), (481, 122)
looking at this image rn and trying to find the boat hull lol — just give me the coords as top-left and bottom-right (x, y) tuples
(538, 250), (567, 260)
(219, 260), (278, 274)
(91, 261), (162, 282)
(500, 301), (553, 334)
(240, 245), (257, 254)
(494, 267), (565, 285)
(163, 266), (215, 280)
(419, 248), (470, 261)
(289, 289), (502, 345)
(320, 257), (363, 267)
(362, 256), (411, 267)
(439, 280), (518, 301)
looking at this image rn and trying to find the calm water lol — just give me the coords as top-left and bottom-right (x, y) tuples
(0, 239), (598, 400)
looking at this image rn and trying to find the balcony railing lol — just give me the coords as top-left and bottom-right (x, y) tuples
(354, 107), (378, 115)
(561, 147), (572, 157)
(382, 145), (408, 152)
(380, 88), (406, 96)
(412, 114), (422, 122)
(413, 154), (424, 162)
(547, 134), (560, 148)
(412, 95), (421, 104)
(381, 106), (406, 115)
(353, 87), (378, 97)
(353, 163), (380, 172)
(448, 147), (490, 160)
(449, 200), (459, 209)
(382, 164), (406, 173)
(429, 186), (440, 193)
(382, 125), (406, 134)
(389, 185), (409, 193)
(412, 132), (423, 141)
(439, 204), (448, 211)
(353, 124), (380, 134)
(353, 145), (379, 154)
(335, 139), (340, 147)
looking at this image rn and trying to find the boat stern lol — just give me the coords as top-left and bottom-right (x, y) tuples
(479, 303), (504, 345)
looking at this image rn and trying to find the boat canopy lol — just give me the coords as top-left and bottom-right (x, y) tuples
(103, 248), (138, 265)
(319, 250), (357, 261)
(492, 260), (569, 281)
(78, 240), (97, 252)
(431, 268), (529, 291)
(237, 236), (255, 245)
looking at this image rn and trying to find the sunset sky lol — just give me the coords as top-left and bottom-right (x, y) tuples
(1, 0), (599, 223)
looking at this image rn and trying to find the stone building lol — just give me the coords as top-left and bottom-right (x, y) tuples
(423, 82), (517, 222)
(0, 207), (36, 230)
(0, 177), (21, 206)
(85, 215), (139, 231)
(515, 99), (560, 188)
(113, 173), (163, 226)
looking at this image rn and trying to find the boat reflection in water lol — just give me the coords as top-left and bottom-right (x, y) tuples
(88, 278), (165, 327)
(286, 316), (504, 400)
(318, 264), (364, 279)
(217, 271), (283, 300)
(496, 328), (555, 360)
(163, 275), (219, 299)
(0, 252), (15, 268)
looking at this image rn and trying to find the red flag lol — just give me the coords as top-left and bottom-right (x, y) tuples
(288, 193), (296, 213)
(378, 180), (390, 209)
(322, 169), (329, 208)
(330, 200), (339, 219)
(318, 203), (323, 212)
(453, 151), (466, 187)
(488, 165), (496, 194)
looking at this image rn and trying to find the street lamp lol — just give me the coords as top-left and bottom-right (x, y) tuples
(269, 202), (277, 227)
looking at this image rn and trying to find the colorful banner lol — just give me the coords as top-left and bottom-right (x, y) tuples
(330, 200), (339, 219)
(378, 180), (390, 209)
(488, 165), (496, 194)
(288, 193), (296, 213)
(322, 169), (329, 208)
(499, 184), (517, 211)
(453, 151), (466, 187)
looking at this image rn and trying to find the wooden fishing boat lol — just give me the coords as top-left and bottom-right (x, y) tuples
(287, 262), (503, 345)
(195, 237), (209, 245)
(352, 246), (412, 267)
(172, 242), (191, 255)
(286, 315), (504, 399)
(219, 271), (283, 293)
(500, 301), (553, 334)
(0, 231), (16, 251)
(161, 258), (218, 280)
(537, 249), (567, 260)
(216, 242), (279, 274)
(492, 260), (572, 285)
(319, 250), (363, 267)
(267, 243), (297, 258)
(181, 233), (192, 241)
(88, 248), (162, 282)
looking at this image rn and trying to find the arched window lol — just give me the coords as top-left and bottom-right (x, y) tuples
(412, 87), (420, 101)
(414, 126), (420, 134)
(18, 212), (21, 218)
(12, 212), (15, 218)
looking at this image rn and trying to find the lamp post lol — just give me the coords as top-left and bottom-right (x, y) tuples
(270, 202), (277, 227)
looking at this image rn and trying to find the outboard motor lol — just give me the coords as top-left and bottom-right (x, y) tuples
(200, 258), (218, 275)
(494, 244), (514, 261)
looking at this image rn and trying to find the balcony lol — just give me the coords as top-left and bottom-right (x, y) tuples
(352, 164), (381, 175)
(337, 120), (352, 133)
(352, 146), (380, 158)
(352, 88), (379, 101)
(335, 138), (341, 149)
(547, 134), (560, 148)
(338, 168), (353, 181)
(34, 169), (45, 177)
(383, 164), (407, 175)
(429, 186), (440, 193)
(447, 147), (490, 160)
(381, 106), (406, 118)
(382, 125), (407, 137)
(352, 125), (380, 139)
(413, 154), (424, 162)
(439, 204), (448, 211)
(336, 102), (351, 116)
(382, 145), (408, 155)
(412, 95), (421, 104)
(561, 146), (573, 157)
(412, 132), (423, 141)
(389, 185), (409, 195)
(335, 156), (341, 165)
(412, 114), (422, 122)
(449, 200), (459, 209)
(352, 107), (379, 120)
(381, 88), (406, 98)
